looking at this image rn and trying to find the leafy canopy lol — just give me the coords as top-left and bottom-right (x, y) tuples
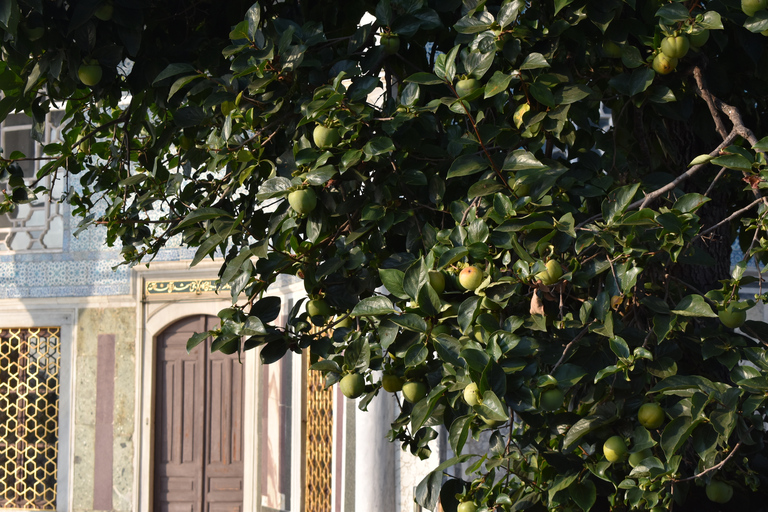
(4, 0), (768, 510)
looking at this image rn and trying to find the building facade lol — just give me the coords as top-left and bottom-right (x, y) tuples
(0, 114), (440, 512)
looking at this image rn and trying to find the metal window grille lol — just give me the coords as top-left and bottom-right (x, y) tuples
(0, 113), (64, 253)
(303, 356), (333, 512)
(0, 327), (60, 510)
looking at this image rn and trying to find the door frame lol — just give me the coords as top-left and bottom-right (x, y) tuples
(133, 262), (307, 512)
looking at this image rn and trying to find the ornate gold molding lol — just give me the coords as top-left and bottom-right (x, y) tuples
(145, 279), (230, 297)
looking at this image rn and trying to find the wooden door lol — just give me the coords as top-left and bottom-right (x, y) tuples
(154, 315), (244, 512)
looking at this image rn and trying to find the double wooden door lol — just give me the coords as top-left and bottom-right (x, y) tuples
(154, 315), (244, 512)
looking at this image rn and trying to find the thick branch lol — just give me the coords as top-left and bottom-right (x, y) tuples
(692, 66), (728, 139)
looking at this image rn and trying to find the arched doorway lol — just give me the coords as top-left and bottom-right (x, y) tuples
(153, 315), (244, 511)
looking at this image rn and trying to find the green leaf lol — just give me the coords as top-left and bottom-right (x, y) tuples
(177, 207), (234, 229)
(154, 63), (197, 84)
(520, 52), (550, 70)
(660, 417), (694, 461)
(449, 415), (473, 454)
(673, 193), (709, 213)
(484, 71), (515, 98)
(186, 331), (210, 352)
(168, 74), (203, 100)
(554, 0), (575, 15)
(570, 479), (596, 512)
(438, 247), (469, 268)
(414, 455), (474, 511)
(350, 296), (396, 316)
(390, 313), (428, 332)
(379, 268), (408, 299)
(405, 72), (444, 85)
(710, 153), (753, 171)
(688, 154), (714, 166)
(447, 154), (488, 178)
(671, 295), (717, 318)
(363, 136), (395, 157)
(468, 180), (505, 198)
(554, 84), (592, 105)
(602, 183), (639, 224)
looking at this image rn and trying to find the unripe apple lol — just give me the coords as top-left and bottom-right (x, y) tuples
(428, 270), (445, 294)
(380, 33), (400, 55)
(455, 78), (480, 97)
(652, 53), (677, 75)
(459, 266), (483, 290)
(402, 380), (428, 403)
(706, 480), (733, 503)
(660, 35), (690, 59)
(381, 374), (403, 392)
(742, 0), (768, 16)
(719, 303), (747, 329)
(288, 188), (317, 215)
(536, 260), (563, 285)
(463, 382), (482, 406)
(78, 61), (103, 86)
(312, 125), (340, 149)
(307, 298), (332, 318)
(603, 435), (628, 462)
(638, 403), (665, 429)
(339, 373), (365, 399)
(540, 388), (564, 411)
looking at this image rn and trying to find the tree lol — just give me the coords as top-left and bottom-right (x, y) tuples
(3, 0), (768, 509)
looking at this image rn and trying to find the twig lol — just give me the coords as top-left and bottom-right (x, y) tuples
(553, 326), (589, 371)
(692, 66), (728, 139)
(671, 442), (742, 483)
(698, 196), (764, 238)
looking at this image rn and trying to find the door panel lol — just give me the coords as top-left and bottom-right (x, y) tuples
(154, 315), (244, 512)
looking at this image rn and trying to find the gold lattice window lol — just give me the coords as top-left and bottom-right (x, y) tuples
(304, 357), (333, 512)
(0, 327), (60, 510)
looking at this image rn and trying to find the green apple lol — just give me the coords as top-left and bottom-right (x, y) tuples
(288, 188), (317, 215)
(652, 53), (677, 75)
(540, 388), (564, 411)
(602, 40), (622, 58)
(94, 1), (114, 21)
(660, 35), (690, 59)
(380, 33), (400, 55)
(629, 449), (652, 468)
(457, 501), (478, 512)
(459, 266), (483, 290)
(340, 373), (365, 399)
(307, 298), (333, 318)
(78, 62), (103, 86)
(536, 260), (563, 285)
(402, 380), (428, 403)
(463, 382), (482, 406)
(428, 270), (445, 294)
(312, 125), (340, 149)
(719, 303), (747, 329)
(455, 78), (480, 97)
(603, 435), (628, 462)
(706, 480), (733, 503)
(638, 403), (665, 429)
(742, 0), (768, 16)
(381, 374), (403, 392)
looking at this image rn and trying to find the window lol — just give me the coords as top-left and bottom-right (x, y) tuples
(0, 113), (64, 252)
(0, 327), (60, 510)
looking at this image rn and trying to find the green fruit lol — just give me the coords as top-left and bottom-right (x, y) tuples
(428, 270), (446, 294)
(660, 35), (690, 59)
(402, 380), (428, 403)
(94, 1), (114, 21)
(540, 388), (564, 411)
(719, 303), (747, 329)
(455, 78), (480, 97)
(479, 414), (504, 428)
(459, 266), (484, 290)
(602, 40), (622, 58)
(629, 449), (652, 468)
(463, 382), (482, 406)
(312, 125), (340, 149)
(380, 33), (400, 55)
(652, 53), (677, 75)
(381, 374), (403, 392)
(78, 63), (103, 86)
(689, 29), (710, 47)
(638, 403), (665, 429)
(340, 373), (365, 399)
(603, 436), (628, 462)
(458, 501), (478, 512)
(706, 481), (733, 504)
(335, 315), (353, 329)
(536, 260), (563, 285)
(307, 298), (332, 318)
(288, 188), (317, 214)
(742, 0), (767, 16)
